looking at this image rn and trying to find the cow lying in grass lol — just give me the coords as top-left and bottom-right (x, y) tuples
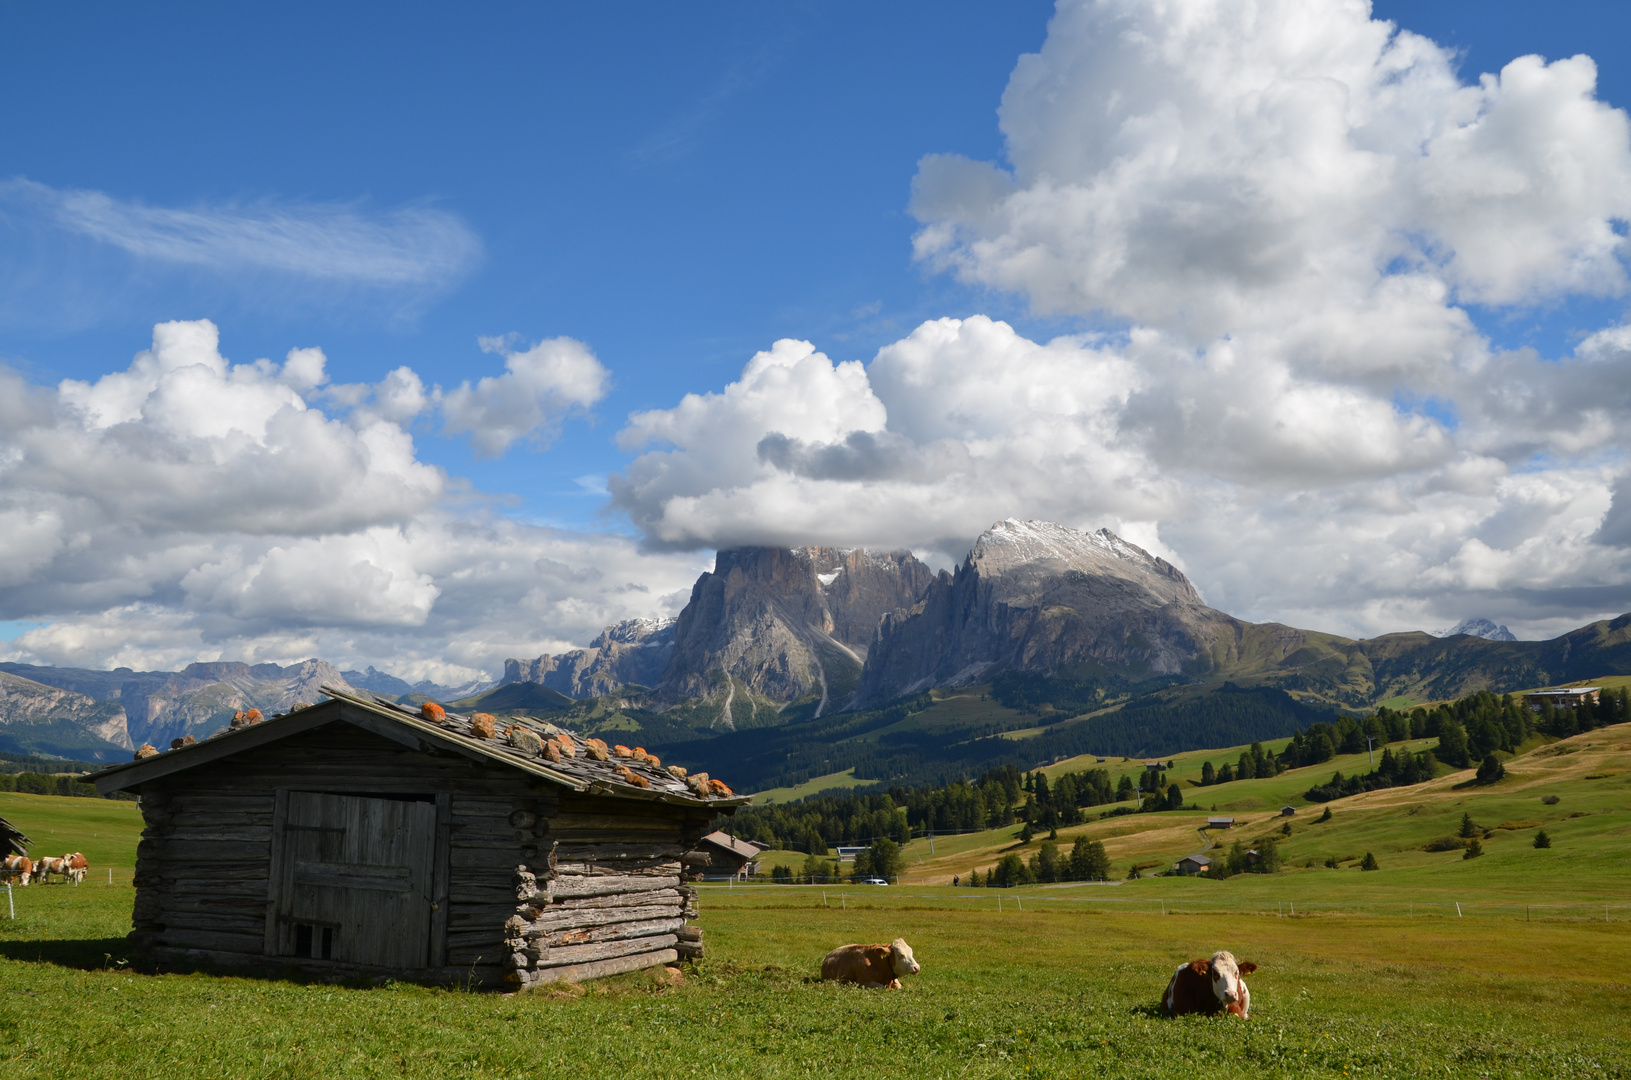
(1163, 950), (1258, 1018)
(820, 938), (921, 988)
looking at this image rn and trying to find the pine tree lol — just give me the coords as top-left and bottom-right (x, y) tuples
(1463, 838), (1484, 859)
(1458, 812), (1479, 838)
(1476, 754), (1505, 785)
(1533, 830), (1551, 849)
(1201, 760), (1216, 786)
(1359, 852), (1379, 871)
(1019, 821), (1034, 845)
(1317, 806), (1333, 823)
(1165, 783), (1184, 810)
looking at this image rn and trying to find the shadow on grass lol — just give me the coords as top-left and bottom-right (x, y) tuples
(0, 937), (490, 992)
(0, 936), (128, 971)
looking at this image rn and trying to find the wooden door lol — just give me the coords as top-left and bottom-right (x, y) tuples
(269, 792), (437, 969)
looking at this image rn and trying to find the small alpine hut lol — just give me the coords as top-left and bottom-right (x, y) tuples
(88, 686), (747, 989)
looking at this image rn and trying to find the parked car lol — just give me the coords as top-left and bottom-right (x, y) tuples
(858, 876), (889, 885)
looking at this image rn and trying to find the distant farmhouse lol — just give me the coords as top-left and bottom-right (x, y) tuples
(1524, 687), (1600, 710)
(1176, 854), (1211, 875)
(689, 831), (767, 881)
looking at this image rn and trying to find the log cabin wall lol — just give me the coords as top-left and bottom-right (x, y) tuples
(126, 711), (713, 988)
(506, 793), (713, 987)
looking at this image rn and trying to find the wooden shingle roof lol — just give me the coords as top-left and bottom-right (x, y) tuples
(88, 686), (748, 808)
(0, 814), (29, 856)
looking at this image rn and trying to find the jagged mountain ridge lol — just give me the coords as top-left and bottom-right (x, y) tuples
(0, 671), (132, 759)
(504, 618), (677, 699)
(855, 519), (1235, 702)
(0, 659), (358, 750)
(502, 547), (941, 723)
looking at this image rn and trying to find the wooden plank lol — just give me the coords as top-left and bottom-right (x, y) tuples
(155, 927), (266, 955)
(551, 888), (682, 911)
(536, 934), (679, 968)
(430, 792), (452, 968)
(160, 827), (273, 843)
(548, 874), (682, 899)
(153, 840), (272, 862)
(526, 947), (678, 987)
(263, 787), (290, 958)
(541, 917), (685, 947)
(523, 905), (680, 934)
(552, 843), (688, 861)
(157, 910), (266, 935)
(553, 860), (682, 877)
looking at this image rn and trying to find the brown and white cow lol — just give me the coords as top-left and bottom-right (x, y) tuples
(0, 855), (32, 886)
(33, 856), (68, 885)
(1162, 949), (1258, 1018)
(64, 852), (88, 885)
(820, 938), (921, 989)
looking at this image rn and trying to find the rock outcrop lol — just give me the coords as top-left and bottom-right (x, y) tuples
(501, 547), (940, 718)
(656, 546), (939, 715)
(854, 519), (1244, 704)
(0, 670), (132, 758)
(504, 618), (678, 699)
(0, 659), (356, 749)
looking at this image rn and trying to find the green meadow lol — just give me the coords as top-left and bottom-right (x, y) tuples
(1, 724), (1629, 1077)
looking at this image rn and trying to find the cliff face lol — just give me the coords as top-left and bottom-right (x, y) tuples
(0, 659), (354, 749)
(504, 618), (678, 699)
(0, 670), (132, 758)
(855, 519), (1243, 703)
(655, 546), (940, 716)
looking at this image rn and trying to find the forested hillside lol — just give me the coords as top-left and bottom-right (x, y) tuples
(656, 676), (1335, 793)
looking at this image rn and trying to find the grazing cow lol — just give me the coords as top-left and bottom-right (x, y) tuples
(65, 852), (89, 886)
(33, 856), (68, 885)
(820, 938), (922, 989)
(1163, 950), (1258, 1018)
(0, 855), (32, 886)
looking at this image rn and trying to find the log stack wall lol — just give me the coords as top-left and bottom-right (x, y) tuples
(125, 713), (713, 989)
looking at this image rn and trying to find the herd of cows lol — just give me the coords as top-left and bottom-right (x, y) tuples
(820, 937), (1258, 1018)
(1, 852), (89, 887)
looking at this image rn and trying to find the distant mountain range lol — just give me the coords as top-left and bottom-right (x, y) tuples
(0, 659), (490, 761)
(7, 518), (1631, 776)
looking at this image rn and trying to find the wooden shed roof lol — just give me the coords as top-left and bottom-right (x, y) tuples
(0, 813), (29, 856)
(698, 831), (767, 861)
(88, 687), (749, 809)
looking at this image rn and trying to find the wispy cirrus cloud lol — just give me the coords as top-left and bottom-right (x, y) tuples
(0, 178), (482, 326)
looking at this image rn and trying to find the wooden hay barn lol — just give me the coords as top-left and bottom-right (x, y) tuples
(89, 687), (746, 989)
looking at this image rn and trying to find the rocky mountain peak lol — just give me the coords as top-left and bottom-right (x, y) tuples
(1434, 617), (1517, 642)
(971, 519), (1201, 606)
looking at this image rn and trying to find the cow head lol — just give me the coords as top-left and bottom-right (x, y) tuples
(890, 938), (921, 978)
(1203, 950), (1256, 1007)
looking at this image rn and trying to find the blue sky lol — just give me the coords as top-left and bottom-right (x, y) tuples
(5, 1), (1631, 677)
(1, 2), (1058, 529)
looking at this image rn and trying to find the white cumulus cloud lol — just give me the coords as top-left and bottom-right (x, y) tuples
(610, 0), (1631, 640)
(437, 336), (610, 457)
(0, 321), (706, 681)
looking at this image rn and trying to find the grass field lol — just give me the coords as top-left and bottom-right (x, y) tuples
(887, 724), (1631, 896)
(1, 879), (1628, 1077)
(2, 732), (1630, 1076)
(751, 769), (863, 805)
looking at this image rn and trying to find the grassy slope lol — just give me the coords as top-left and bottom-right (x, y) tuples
(893, 724), (1631, 901)
(0, 792), (144, 869)
(2, 884), (1628, 1077)
(751, 769), (863, 805)
(2, 751), (1630, 1076)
